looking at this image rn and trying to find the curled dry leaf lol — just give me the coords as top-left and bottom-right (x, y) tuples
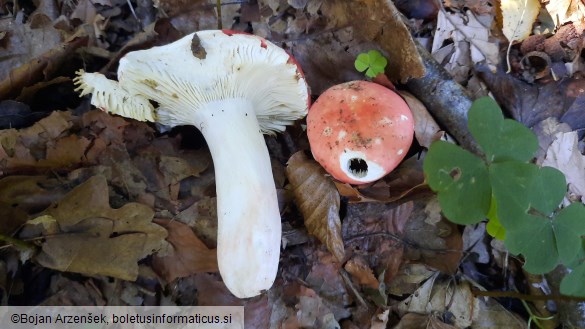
(432, 9), (499, 78)
(0, 27), (88, 100)
(286, 151), (345, 262)
(399, 91), (447, 148)
(545, 0), (585, 33)
(28, 176), (168, 280)
(344, 256), (379, 290)
(397, 274), (527, 328)
(151, 219), (218, 282)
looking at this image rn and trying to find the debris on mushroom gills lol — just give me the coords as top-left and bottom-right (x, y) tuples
(307, 80), (415, 185)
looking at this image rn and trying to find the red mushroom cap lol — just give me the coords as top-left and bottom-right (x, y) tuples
(307, 80), (414, 184)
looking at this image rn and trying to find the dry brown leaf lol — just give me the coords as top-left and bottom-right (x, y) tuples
(102, 19), (182, 73)
(403, 195), (463, 274)
(192, 273), (240, 305)
(432, 9), (499, 78)
(0, 175), (68, 214)
(394, 313), (458, 329)
(397, 274), (477, 328)
(476, 66), (575, 128)
(343, 202), (412, 283)
(40, 276), (105, 306)
(545, 0), (585, 33)
(0, 110), (91, 172)
(175, 196), (218, 247)
(70, 0), (98, 23)
(0, 27), (88, 100)
(400, 91), (448, 148)
(397, 274), (527, 328)
(344, 256), (379, 290)
(30, 176), (168, 280)
(42, 134), (91, 167)
(288, 285), (340, 329)
(444, 0), (494, 15)
(151, 219), (218, 282)
(387, 263), (435, 296)
(159, 156), (205, 186)
(286, 151), (344, 262)
(393, 313), (431, 329)
(303, 250), (351, 320)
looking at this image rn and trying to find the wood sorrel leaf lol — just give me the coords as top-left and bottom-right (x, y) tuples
(489, 162), (566, 230)
(424, 141), (491, 224)
(490, 163), (578, 273)
(560, 261), (585, 297)
(468, 97), (538, 163)
(554, 203), (585, 265)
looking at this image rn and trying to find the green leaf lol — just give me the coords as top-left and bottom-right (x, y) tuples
(365, 68), (377, 78)
(468, 97), (538, 163)
(355, 50), (387, 78)
(369, 50), (387, 70)
(424, 141), (491, 224)
(560, 262), (585, 297)
(505, 215), (560, 274)
(486, 198), (506, 240)
(354, 54), (370, 72)
(489, 162), (566, 230)
(490, 162), (569, 274)
(555, 203), (585, 265)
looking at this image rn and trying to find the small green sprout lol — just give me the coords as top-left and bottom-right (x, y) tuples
(354, 50), (388, 78)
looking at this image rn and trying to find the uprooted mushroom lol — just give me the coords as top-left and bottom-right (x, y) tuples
(74, 30), (310, 298)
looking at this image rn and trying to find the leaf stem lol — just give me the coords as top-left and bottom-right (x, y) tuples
(0, 234), (36, 252)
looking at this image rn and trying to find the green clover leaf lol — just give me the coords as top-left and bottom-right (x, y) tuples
(561, 261), (585, 297)
(354, 50), (388, 78)
(424, 141), (491, 224)
(468, 97), (538, 163)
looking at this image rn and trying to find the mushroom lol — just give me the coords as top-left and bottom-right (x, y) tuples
(307, 81), (413, 184)
(74, 30), (309, 298)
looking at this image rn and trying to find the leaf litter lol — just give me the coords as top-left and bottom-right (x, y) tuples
(1, 0), (585, 327)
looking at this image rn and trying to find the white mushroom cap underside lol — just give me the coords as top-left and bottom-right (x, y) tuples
(117, 30), (308, 134)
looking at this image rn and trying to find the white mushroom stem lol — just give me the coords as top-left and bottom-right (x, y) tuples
(193, 98), (280, 298)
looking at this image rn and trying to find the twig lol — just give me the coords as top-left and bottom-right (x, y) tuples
(216, 0), (222, 29)
(126, 0), (139, 23)
(340, 269), (368, 308)
(471, 289), (585, 302)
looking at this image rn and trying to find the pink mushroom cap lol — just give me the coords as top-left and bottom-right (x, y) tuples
(307, 80), (414, 184)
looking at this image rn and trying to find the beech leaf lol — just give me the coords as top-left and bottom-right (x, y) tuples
(151, 219), (218, 282)
(286, 151), (345, 262)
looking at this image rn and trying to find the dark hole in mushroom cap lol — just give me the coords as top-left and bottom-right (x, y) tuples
(348, 158), (368, 178)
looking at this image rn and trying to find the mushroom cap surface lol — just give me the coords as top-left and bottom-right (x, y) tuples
(112, 30), (309, 131)
(307, 81), (414, 184)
